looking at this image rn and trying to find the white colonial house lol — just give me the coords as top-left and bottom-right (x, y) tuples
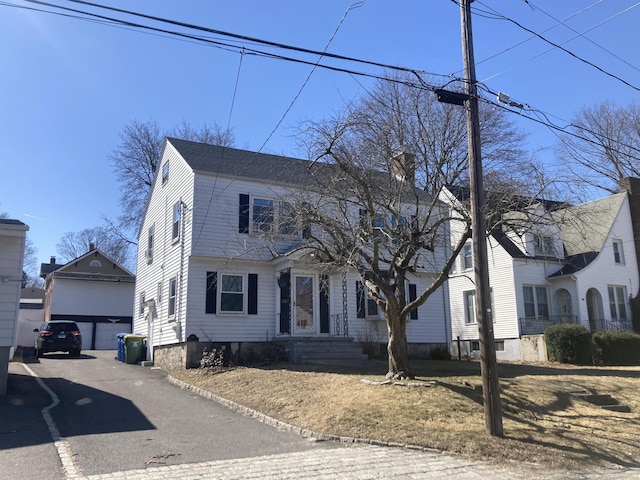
(134, 138), (451, 368)
(40, 247), (135, 350)
(445, 181), (640, 361)
(0, 218), (28, 395)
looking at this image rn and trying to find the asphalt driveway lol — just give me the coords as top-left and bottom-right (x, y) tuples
(3, 350), (332, 478)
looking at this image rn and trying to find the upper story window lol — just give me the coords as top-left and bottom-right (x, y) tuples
(533, 234), (555, 257)
(612, 239), (625, 265)
(278, 201), (296, 235)
(462, 241), (473, 270)
(252, 197), (274, 233)
(238, 194), (299, 237)
(523, 285), (549, 318)
(147, 225), (155, 264)
(172, 202), (181, 242)
(162, 161), (169, 185)
(89, 260), (102, 267)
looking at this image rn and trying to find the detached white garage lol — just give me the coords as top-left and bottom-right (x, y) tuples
(71, 320), (131, 350)
(40, 248), (135, 350)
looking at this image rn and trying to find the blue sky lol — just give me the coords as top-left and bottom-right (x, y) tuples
(1, 0), (639, 270)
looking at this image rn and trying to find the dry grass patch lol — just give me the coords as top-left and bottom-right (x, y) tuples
(171, 360), (640, 471)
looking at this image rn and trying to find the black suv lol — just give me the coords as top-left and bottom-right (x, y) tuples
(34, 321), (82, 357)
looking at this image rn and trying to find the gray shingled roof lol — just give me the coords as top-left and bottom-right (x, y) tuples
(167, 137), (330, 187)
(552, 192), (625, 256)
(166, 138), (431, 202)
(0, 218), (27, 226)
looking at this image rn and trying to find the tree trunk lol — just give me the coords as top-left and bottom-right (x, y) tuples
(386, 309), (413, 379)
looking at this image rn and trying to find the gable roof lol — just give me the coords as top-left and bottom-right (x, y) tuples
(166, 138), (432, 203)
(552, 192), (626, 256)
(42, 248), (134, 280)
(167, 137), (330, 187)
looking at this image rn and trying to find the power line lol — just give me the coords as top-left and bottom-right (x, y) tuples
(470, 0), (605, 72)
(478, 84), (640, 162)
(526, 0), (640, 75)
(473, 0), (640, 92)
(10, 0), (640, 166)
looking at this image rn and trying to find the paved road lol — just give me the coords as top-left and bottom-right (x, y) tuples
(3, 350), (640, 479)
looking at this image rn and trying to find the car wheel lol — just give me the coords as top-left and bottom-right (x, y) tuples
(36, 348), (43, 358)
(70, 349), (81, 357)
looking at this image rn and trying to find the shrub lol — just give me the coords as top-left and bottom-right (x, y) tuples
(199, 347), (226, 371)
(592, 330), (640, 365)
(545, 324), (592, 365)
(429, 345), (451, 360)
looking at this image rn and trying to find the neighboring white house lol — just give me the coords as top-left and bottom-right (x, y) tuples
(444, 183), (639, 361)
(134, 138), (451, 367)
(0, 219), (28, 395)
(16, 287), (45, 349)
(40, 247), (135, 350)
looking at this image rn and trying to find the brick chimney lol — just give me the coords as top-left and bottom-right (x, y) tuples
(392, 147), (415, 185)
(50, 256), (56, 264)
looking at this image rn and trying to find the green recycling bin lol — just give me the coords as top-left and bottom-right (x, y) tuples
(124, 334), (146, 364)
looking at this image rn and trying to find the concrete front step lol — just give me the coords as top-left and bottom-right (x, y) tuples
(282, 337), (369, 364)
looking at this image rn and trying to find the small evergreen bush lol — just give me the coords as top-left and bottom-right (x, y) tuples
(429, 345), (452, 360)
(545, 324), (592, 365)
(592, 330), (640, 365)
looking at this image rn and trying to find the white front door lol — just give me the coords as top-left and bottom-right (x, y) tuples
(293, 275), (316, 335)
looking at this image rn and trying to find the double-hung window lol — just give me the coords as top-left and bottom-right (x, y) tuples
(462, 241), (473, 270)
(523, 285), (549, 318)
(533, 234), (555, 257)
(162, 161), (169, 185)
(278, 201), (296, 235)
(172, 202), (181, 242)
(147, 225), (154, 263)
(220, 274), (245, 313)
(463, 289), (494, 324)
(168, 278), (177, 317)
(612, 239), (625, 265)
(252, 197), (274, 233)
(608, 285), (628, 322)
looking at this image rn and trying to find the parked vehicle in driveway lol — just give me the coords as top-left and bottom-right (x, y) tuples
(34, 320), (82, 357)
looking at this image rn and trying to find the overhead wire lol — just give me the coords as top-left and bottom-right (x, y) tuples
(472, 0), (640, 92)
(7, 0), (640, 175)
(469, 0), (605, 71)
(526, 0), (640, 75)
(254, 0), (366, 155)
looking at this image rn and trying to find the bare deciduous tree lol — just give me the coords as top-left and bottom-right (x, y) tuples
(110, 119), (235, 233)
(557, 100), (640, 195)
(290, 73), (532, 379)
(56, 227), (130, 267)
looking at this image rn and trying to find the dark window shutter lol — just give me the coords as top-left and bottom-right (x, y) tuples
(206, 272), (217, 314)
(409, 283), (418, 320)
(248, 273), (258, 315)
(239, 194), (250, 233)
(356, 281), (365, 318)
(320, 275), (329, 333)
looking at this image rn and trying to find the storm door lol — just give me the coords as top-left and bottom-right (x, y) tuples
(293, 275), (315, 334)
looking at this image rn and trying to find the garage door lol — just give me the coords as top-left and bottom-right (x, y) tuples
(76, 322), (94, 350)
(95, 322), (131, 350)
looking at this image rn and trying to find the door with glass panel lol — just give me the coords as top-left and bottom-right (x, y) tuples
(293, 275), (315, 334)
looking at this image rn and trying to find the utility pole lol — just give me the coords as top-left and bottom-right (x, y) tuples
(460, 0), (504, 437)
